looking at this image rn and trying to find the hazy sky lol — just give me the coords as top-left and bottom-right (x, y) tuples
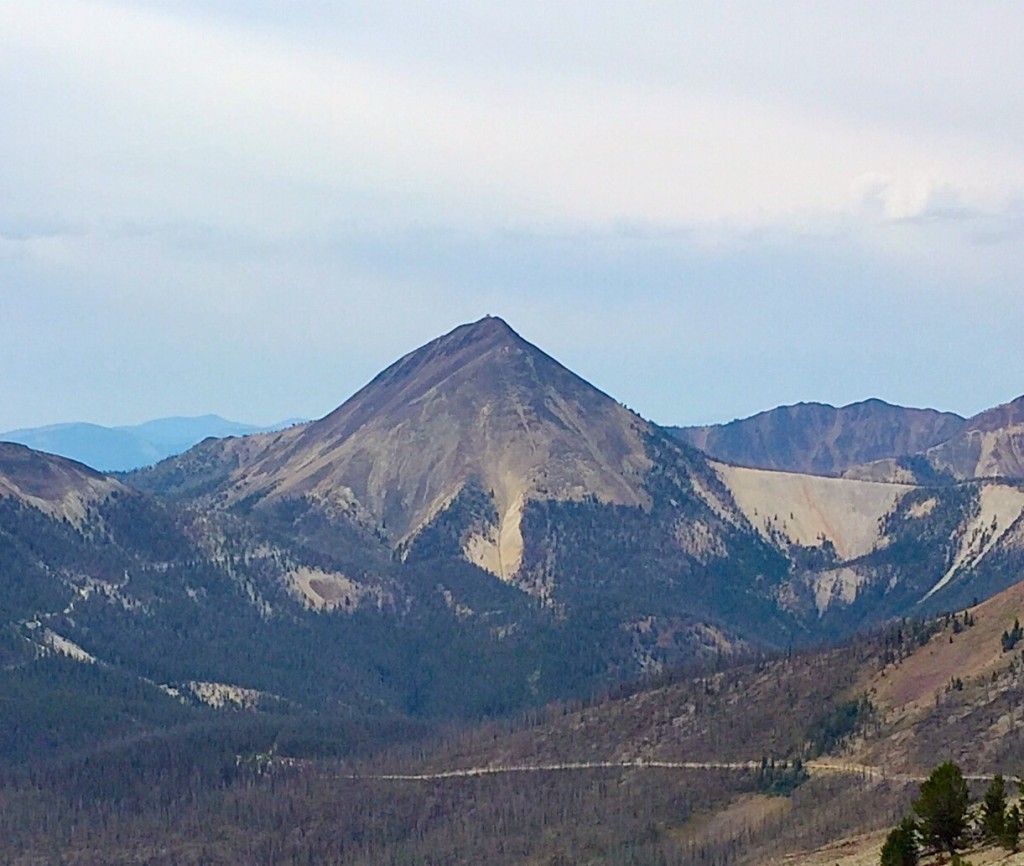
(3, 1), (1023, 430)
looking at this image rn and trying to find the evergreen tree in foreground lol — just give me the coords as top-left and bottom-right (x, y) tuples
(981, 774), (1007, 843)
(880, 816), (919, 866)
(1003, 804), (1022, 852)
(912, 761), (970, 855)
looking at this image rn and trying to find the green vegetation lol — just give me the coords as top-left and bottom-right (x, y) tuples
(1001, 618), (1023, 652)
(1004, 805), (1022, 851)
(980, 773), (1008, 842)
(979, 774), (1022, 852)
(806, 695), (875, 756)
(756, 756), (809, 796)
(880, 816), (919, 866)
(882, 763), (1023, 864)
(913, 761), (970, 854)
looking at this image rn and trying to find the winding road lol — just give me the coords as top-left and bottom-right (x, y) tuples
(356, 759), (1000, 784)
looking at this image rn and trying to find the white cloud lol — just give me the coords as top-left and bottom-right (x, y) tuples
(3, 0), (1023, 236)
(1, 0), (1023, 430)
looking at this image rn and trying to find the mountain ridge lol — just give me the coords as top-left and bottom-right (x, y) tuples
(6, 316), (1024, 728)
(127, 317), (1024, 642)
(668, 398), (968, 477)
(845, 394), (1024, 483)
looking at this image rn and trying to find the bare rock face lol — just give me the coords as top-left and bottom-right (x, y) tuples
(671, 399), (966, 477)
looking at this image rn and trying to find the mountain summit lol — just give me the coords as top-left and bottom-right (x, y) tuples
(135, 317), (654, 577)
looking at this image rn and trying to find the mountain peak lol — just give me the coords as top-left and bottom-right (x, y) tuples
(135, 317), (655, 578)
(412, 315), (525, 363)
(461, 314), (518, 339)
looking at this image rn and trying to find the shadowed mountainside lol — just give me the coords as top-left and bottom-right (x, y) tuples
(669, 399), (967, 477)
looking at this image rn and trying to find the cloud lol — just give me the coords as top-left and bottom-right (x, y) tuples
(3, 0), (1023, 236)
(0, 1), (1023, 431)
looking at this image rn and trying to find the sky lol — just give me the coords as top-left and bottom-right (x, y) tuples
(2, 1), (1023, 431)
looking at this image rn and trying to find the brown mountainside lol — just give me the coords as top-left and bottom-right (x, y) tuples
(921, 394), (1024, 480)
(0, 442), (123, 520)
(846, 394), (1024, 483)
(133, 317), (663, 577)
(671, 399), (966, 477)
(249, 316), (651, 533)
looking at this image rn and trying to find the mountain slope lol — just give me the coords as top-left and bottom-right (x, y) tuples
(129, 319), (1024, 653)
(9, 583), (1024, 866)
(846, 395), (1024, 483)
(713, 460), (1024, 625)
(670, 399), (966, 477)
(0, 441), (588, 723)
(130, 317), (800, 660)
(0, 442), (125, 520)
(132, 318), (714, 576)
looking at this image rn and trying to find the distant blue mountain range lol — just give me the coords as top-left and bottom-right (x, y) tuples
(0, 415), (306, 472)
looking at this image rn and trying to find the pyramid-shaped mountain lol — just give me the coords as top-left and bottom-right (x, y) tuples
(134, 317), (683, 578)
(133, 316), (796, 654)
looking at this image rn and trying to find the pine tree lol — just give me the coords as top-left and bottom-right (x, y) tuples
(880, 817), (919, 866)
(913, 761), (970, 854)
(981, 774), (1007, 842)
(1003, 804), (1022, 852)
